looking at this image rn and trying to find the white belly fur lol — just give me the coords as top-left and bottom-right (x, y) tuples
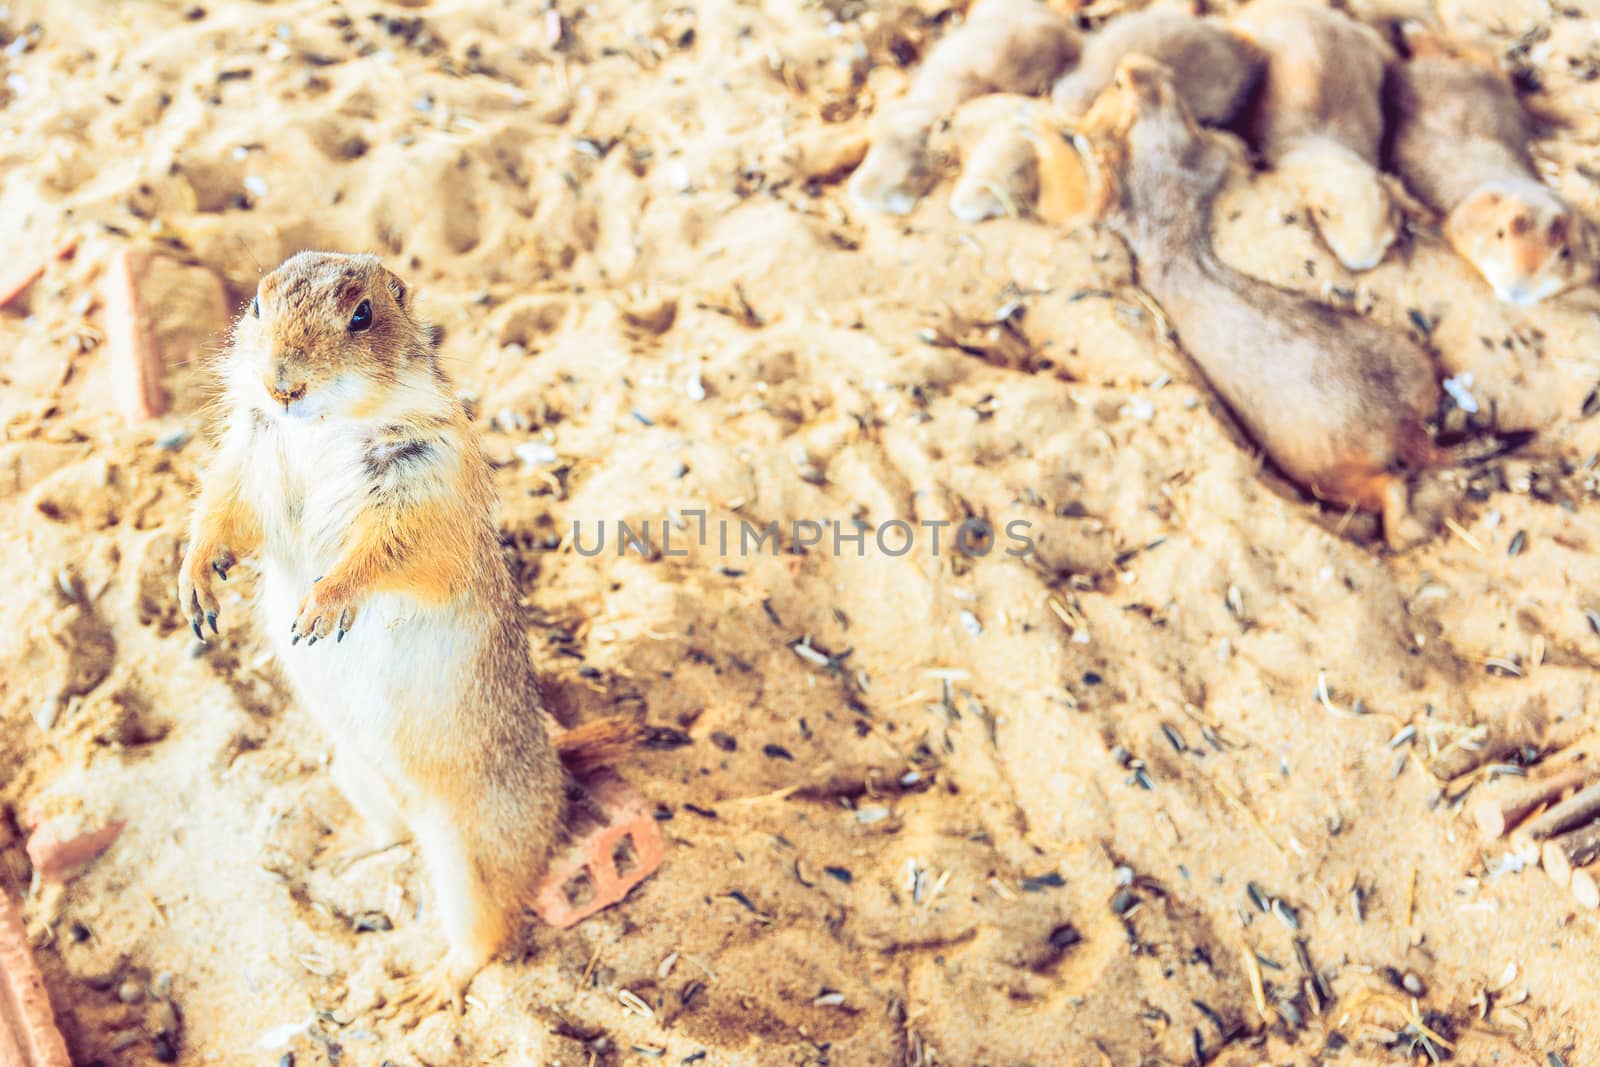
(242, 412), (478, 781)
(260, 566), (476, 777)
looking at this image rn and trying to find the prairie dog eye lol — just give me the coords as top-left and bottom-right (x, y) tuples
(251, 296), (260, 318)
(349, 299), (373, 333)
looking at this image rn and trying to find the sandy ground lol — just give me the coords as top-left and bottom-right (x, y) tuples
(3, 0), (1600, 1063)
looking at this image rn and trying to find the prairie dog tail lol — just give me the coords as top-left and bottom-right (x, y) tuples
(556, 718), (645, 777)
(1401, 422), (1536, 469)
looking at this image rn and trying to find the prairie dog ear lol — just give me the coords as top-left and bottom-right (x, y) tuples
(378, 266), (409, 309)
(1114, 54), (1166, 95)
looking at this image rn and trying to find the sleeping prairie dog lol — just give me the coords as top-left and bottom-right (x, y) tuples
(1022, 105), (1109, 227)
(850, 103), (941, 217)
(1231, 0), (1400, 270)
(1387, 31), (1596, 304)
(1051, 8), (1264, 125)
(944, 93), (1097, 224)
(948, 95), (1043, 223)
(849, 0), (1079, 215)
(177, 252), (640, 1015)
(907, 0), (1081, 114)
(1079, 56), (1528, 548)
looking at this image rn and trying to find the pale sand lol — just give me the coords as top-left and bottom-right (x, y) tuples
(2, 0), (1599, 1063)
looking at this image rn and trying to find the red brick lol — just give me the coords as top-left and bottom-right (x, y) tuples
(531, 771), (664, 929)
(0, 889), (71, 1067)
(24, 818), (124, 884)
(101, 247), (165, 422)
(0, 263), (46, 312)
(0, 239), (75, 312)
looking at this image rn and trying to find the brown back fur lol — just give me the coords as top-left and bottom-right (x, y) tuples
(1385, 50), (1536, 211)
(1080, 57), (1444, 526)
(909, 0), (1081, 114)
(1233, 0), (1393, 163)
(849, 0), (1078, 217)
(1052, 10), (1264, 125)
(1386, 47), (1595, 302)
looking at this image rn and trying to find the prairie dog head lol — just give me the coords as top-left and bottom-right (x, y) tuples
(848, 103), (941, 216)
(1280, 143), (1399, 272)
(949, 120), (1039, 223)
(1027, 105), (1102, 226)
(234, 252), (433, 422)
(1077, 55), (1233, 221)
(1445, 181), (1595, 306)
(1078, 53), (1183, 140)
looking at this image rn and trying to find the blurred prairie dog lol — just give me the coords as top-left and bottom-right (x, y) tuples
(1051, 8), (1264, 125)
(1077, 56), (1527, 548)
(1231, 0), (1401, 270)
(850, 104), (941, 217)
(1387, 31), (1596, 304)
(948, 96), (1041, 223)
(943, 92), (1101, 225)
(177, 252), (639, 1015)
(849, 0), (1079, 215)
(909, 0), (1081, 114)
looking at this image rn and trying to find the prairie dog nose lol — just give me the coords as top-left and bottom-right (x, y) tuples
(268, 373), (307, 408)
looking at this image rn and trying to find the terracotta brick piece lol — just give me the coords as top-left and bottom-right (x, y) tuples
(531, 771), (664, 929)
(0, 889), (71, 1067)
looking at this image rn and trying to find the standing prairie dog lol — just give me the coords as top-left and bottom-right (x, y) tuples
(848, 0), (1079, 215)
(1051, 8), (1264, 125)
(177, 252), (640, 1015)
(1387, 33), (1596, 304)
(1231, 0), (1400, 271)
(1074, 56), (1526, 548)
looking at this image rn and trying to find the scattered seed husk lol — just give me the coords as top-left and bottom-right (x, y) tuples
(1484, 657), (1523, 678)
(790, 641), (831, 668)
(1110, 888), (1136, 916)
(1048, 924), (1083, 950)
(788, 859), (814, 891)
(1191, 998), (1226, 1037)
(618, 988), (654, 1018)
(1241, 945), (1269, 1023)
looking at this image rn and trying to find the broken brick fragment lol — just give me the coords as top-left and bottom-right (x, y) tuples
(0, 888), (72, 1067)
(531, 771), (663, 929)
(24, 817), (124, 883)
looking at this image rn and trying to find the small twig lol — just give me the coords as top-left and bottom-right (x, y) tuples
(1209, 779), (1286, 860)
